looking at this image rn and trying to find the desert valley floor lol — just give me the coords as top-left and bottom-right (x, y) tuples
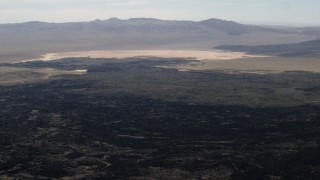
(0, 50), (320, 179)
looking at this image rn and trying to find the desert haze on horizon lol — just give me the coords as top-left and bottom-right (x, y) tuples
(0, 0), (320, 26)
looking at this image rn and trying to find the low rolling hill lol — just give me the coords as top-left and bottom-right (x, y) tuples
(215, 39), (320, 57)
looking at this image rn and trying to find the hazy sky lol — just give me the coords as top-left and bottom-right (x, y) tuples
(0, 0), (319, 26)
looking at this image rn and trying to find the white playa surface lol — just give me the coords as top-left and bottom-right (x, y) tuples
(18, 50), (320, 73)
(22, 50), (266, 62)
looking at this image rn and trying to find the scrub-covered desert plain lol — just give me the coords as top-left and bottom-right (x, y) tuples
(1, 18), (320, 179)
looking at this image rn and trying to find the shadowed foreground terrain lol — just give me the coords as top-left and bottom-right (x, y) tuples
(0, 57), (320, 179)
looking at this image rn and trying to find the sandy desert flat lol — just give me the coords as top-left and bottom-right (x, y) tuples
(0, 67), (87, 85)
(169, 57), (320, 73)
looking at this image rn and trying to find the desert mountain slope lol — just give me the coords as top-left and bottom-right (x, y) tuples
(1, 18), (320, 62)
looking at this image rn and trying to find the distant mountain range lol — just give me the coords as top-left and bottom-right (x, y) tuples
(1, 17), (320, 62)
(215, 39), (320, 57)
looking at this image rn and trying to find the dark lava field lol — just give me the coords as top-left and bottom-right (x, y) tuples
(0, 57), (320, 179)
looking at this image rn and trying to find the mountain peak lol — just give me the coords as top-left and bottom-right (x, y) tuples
(200, 18), (238, 25)
(108, 17), (121, 21)
(127, 18), (163, 24)
(128, 18), (160, 21)
(92, 19), (102, 23)
(103, 17), (123, 25)
(198, 18), (258, 35)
